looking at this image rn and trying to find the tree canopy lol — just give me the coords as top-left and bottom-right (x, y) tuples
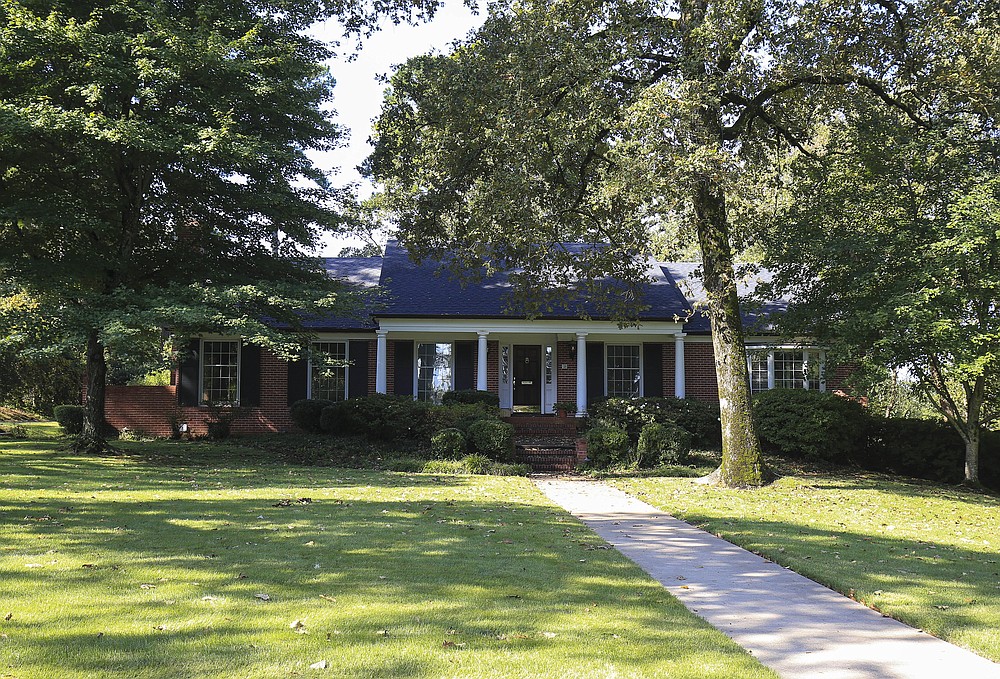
(365, 0), (963, 486)
(0, 0), (428, 449)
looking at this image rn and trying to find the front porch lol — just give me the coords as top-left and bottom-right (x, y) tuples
(370, 318), (690, 416)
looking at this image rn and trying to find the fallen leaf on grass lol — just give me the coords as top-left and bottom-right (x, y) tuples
(375, 629), (389, 636)
(309, 660), (328, 670)
(290, 620), (308, 634)
(140, 584), (156, 589)
(4, 613), (10, 621)
(319, 595), (336, 602)
(540, 632), (556, 638)
(255, 593), (271, 601)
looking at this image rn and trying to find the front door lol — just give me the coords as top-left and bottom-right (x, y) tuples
(512, 345), (542, 410)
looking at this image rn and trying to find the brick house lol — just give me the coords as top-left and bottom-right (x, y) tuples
(104, 241), (846, 437)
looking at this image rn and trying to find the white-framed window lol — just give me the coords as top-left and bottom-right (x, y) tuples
(417, 342), (453, 404)
(201, 340), (240, 404)
(746, 347), (825, 392)
(748, 350), (769, 394)
(606, 344), (641, 398)
(774, 351), (804, 389)
(310, 341), (348, 402)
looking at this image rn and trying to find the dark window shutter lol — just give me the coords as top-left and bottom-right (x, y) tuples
(287, 359), (308, 405)
(586, 342), (604, 406)
(177, 339), (201, 406)
(348, 340), (370, 399)
(394, 340), (414, 396)
(643, 343), (663, 398)
(454, 341), (475, 391)
(240, 344), (261, 407)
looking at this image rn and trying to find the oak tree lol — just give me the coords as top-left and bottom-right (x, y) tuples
(366, 0), (945, 486)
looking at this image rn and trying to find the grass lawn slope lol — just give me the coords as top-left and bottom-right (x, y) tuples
(0, 433), (774, 678)
(612, 468), (1000, 663)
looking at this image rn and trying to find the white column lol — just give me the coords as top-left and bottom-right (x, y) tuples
(767, 350), (775, 390)
(476, 331), (489, 392)
(674, 332), (686, 399)
(576, 332), (588, 416)
(375, 330), (388, 394)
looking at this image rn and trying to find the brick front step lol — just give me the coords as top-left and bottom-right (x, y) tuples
(517, 446), (579, 473)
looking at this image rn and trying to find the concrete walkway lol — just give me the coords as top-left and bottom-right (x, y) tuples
(535, 477), (1000, 679)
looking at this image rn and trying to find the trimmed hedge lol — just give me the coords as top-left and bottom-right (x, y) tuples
(289, 399), (334, 433)
(588, 397), (721, 448)
(319, 396), (500, 443)
(53, 405), (84, 435)
(467, 420), (515, 462)
(442, 389), (500, 408)
(752, 389), (868, 462)
(430, 428), (467, 459)
(585, 425), (630, 468)
(637, 421), (692, 466)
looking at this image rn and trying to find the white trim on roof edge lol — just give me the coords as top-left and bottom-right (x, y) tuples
(374, 317), (684, 335)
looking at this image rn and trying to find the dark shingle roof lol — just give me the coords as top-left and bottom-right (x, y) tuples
(304, 245), (787, 331)
(659, 262), (789, 334)
(375, 240), (691, 321)
(301, 256), (383, 330)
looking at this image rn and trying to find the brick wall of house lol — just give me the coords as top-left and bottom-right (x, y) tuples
(685, 341), (720, 401)
(478, 340), (500, 394)
(556, 341), (577, 404)
(103, 349), (295, 438)
(660, 342), (675, 398)
(827, 363), (853, 392)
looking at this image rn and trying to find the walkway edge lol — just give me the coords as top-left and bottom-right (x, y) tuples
(534, 477), (1000, 679)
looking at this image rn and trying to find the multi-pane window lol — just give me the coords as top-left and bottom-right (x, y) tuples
(202, 340), (240, 404)
(748, 351), (769, 394)
(417, 343), (453, 404)
(773, 351), (804, 389)
(746, 348), (825, 392)
(607, 345), (641, 398)
(311, 342), (348, 402)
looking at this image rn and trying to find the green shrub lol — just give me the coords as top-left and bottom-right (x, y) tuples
(430, 428), (467, 459)
(585, 425), (630, 468)
(467, 420), (515, 462)
(588, 397), (721, 448)
(289, 399), (335, 434)
(118, 427), (154, 442)
(637, 422), (692, 466)
(442, 389), (500, 408)
(461, 453), (492, 474)
(862, 417), (965, 483)
(752, 389), (868, 462)
(53, 405), (84, 435)
(417, 402), (498, 440)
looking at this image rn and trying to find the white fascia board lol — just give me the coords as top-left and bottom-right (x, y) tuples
(375, 317), (684, 336)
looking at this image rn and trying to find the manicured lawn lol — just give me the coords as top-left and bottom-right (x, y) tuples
(611, 469), (1000, 662)
(0, 433), (774, 678)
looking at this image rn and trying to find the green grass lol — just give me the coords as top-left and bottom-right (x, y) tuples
(611, 467), (1000, 662)
(0, 432), (774, 678)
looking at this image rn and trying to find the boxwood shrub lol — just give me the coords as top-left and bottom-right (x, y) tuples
(588, 397), (721, 448)
(53, 405), (84, 435)
(430, 428), (467, 459)
(585, 425), (630, 468)
(442, 389), (500, 408)
(289, 399), (335, 433)
(752, 389), (868, 462)
(467, 419), (515, 462)
(637, 421), (692, 466)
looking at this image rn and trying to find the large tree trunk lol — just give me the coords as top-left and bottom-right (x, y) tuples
(80, 328), (109, 454)
(694, 180), (769, 488)
(962, 379), (983, 485)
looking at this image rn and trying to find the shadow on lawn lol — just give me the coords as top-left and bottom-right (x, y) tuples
(0, 484), (744, 677)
